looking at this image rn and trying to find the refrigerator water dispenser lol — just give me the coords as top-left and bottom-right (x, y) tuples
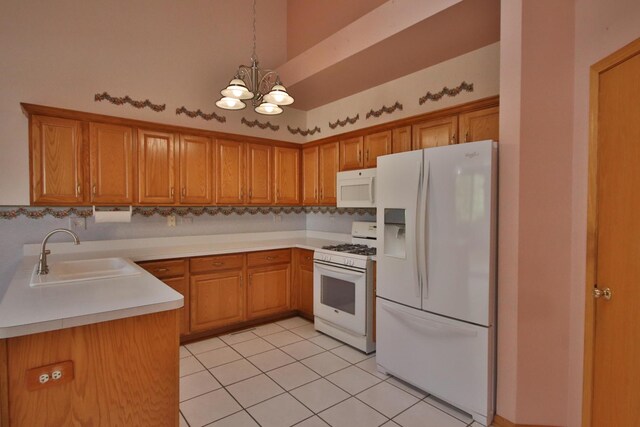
(383, 208), (406, 258)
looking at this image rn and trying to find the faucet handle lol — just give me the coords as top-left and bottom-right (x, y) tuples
(44, 250), (50, 255)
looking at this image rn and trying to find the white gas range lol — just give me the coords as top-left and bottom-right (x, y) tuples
(313, 221), (377, 353)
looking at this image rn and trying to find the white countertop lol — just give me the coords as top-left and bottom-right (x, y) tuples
(1, 231), (348, 339)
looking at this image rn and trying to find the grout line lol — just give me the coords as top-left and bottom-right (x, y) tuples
(179, 410), (192, 427)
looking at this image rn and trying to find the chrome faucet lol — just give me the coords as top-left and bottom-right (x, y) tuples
(37, 228), (80, 275)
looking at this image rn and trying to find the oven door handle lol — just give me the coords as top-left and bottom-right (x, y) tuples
(314, 261), (366, 278)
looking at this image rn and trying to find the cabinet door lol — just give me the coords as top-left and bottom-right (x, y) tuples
(190, 270), (245, 332)
(163, 276), (190, 336)
(392, 126), (412, 153)
(30, 115), (84, 204)
(319, 142), (339, 205)
(274, 147), (301, 205)
(247, 264), (291, 319)
(216, 140), (245, 204)
(302, 146), (319, 205)
(412, 116), (458, 149)
(459, 107), (499, 143)
(138, 129), (176, 204)
(246, 143), (272, 204)
(364, 131), (392, 168)
(299, 264), (314, 318)
(89, 123), (135, 204)
(339, 136), (363, 171)
(179, 134), (213, 204)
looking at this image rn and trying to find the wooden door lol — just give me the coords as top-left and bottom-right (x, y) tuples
(190, 270), (245, 331)
(392, 126), (412, 153)
(179, 134), (213, 204)
(339, 136), (363, 171)
(30, 115), (84, 204)
(89, 123), (135, 204)
(163, 276), (190, 336)
(247, 264), (291, 319)
(412, 116), (458, 149)
(137, 129), (176, 204)
(459, 107), (499, 143)
(364, 130), (392, 168)
(319, 142), (339, 205)
(586, 41), (640, 427)
(299, 264), (314, 318)
(302, 146), (319, 205)
(274, 147), (301, 205)
(216, 140), (245, 204)
(246, 143), (272, 204)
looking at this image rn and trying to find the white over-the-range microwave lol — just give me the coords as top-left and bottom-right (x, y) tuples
(336, 168), (376, 208)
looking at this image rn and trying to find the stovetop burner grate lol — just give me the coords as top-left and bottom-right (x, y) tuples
(321, 244), (377, 256)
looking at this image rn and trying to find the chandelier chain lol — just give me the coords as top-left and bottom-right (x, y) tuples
(252, 0), (257, 60)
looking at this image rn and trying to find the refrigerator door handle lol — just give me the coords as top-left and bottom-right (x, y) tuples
(381, 301), (478, 338)
(419, 160), (430, 299)
(414, 159), (424, 298)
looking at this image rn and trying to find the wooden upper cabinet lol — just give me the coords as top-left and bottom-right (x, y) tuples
(30, 115), (84, 204)
(392, 126), (412, 153)
(412, 116), (458, 149)
(179, 135), (213, 204)
(138, 129), (176, 205)
(364, 131), (392, 168)
(216, 139), (245, 205)
(319, 142), (339, 205)
(302, 146), (319, 205)
(89, 123), (135, 204)
(274, 147), (300, 205)
(459, 107), (499, 143)
(246, 143), (272, 205)
(339, 136), (363, 171)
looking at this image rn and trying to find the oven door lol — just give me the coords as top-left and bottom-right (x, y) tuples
(313, 261), (367, 335)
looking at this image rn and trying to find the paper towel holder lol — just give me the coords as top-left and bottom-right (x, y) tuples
(92, 206), (133, 223)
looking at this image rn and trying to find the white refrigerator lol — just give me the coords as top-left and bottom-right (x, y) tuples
(376, 140), (497, 426)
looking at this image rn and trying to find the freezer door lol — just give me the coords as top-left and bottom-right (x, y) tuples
(422, 140), (497, 326)
(376, 150), (423, 309)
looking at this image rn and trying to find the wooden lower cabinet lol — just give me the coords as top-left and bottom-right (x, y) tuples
(163, 276), (190, 336)
(293, 249), (314, 319)
(190, 270), (245, 332)
(247, 264), (291, 319)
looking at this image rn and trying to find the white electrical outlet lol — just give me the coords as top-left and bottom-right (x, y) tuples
(52, 370), (62, 380)
(69, 216), (86, 230)
(39, 373), (49, 384)
(167, 215), (176, 227)
(273, 214), (282, 223)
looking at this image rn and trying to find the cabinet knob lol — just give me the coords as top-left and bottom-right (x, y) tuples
(92, 185), (96, 195)
(155, 268), (169, 273)
(212, 262), (223, 266)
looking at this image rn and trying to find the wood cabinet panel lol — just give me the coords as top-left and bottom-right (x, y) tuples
(392, 126), (412, 153)
(412, 116), (458, 149)
(30, 115), (84, 204)
(364, 131), (392, 168)
(138, 259), (186, 279)
(319, 142), (339, 205)
(216, 139), (245, 205)
(89, 123), (135, 204)
(459, 107), (499, 143)
(339, 136), (363, 171)
(163, 276), (190, 336)
(137, 129), (176, 204)
(302, 147), (319, 205)
(274, 147), (301, 205)
(190, 254), (245, 275)
(190, 270), (245, 332)
(247, 249), (291, 268)
(179, 134), (213, 204)
(246, 143), (272, 205)
(299, 264), (314, 318)
(247, 264), (291, 319)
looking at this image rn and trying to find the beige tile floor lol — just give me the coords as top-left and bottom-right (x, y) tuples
(179, 316), (484, 427)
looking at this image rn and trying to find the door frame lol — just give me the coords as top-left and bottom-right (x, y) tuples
(582, 37), (640, 427)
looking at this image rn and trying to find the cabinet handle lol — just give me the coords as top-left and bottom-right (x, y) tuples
(358, 150), (361, 162)
(451, 135), (457, 144)
(249, 189), (253, 199)
(277, 189), (280, 199)
(77, 184), (82, 195)
(465, 132), (469, 143)
(366, 149), (370, 162)
(240, 275), (243, 286)
(170, 187), (175, 197)
(212, 262), (224, 266)
(265, 256), (276, 260)
(182, 188), (186, 197)
(92, 185), (96, 195)
(154, 268), (169, 273)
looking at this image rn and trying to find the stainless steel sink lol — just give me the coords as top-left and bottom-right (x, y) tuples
(30, 257), (141, 287)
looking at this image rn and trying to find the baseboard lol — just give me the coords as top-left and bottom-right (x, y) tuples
(493, 414), (565, 427)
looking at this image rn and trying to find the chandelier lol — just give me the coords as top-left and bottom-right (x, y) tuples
(216, 0), (294, 115)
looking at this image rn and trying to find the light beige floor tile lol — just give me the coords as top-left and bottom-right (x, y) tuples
(209, 410), (259, 426)
(301, 351), (351, 376)
(179, 412), (189, 427)
(423, 396), (473, 424)
(280, 340), (325, 360)
(209, 359), (261, 386)
(180, 346), (191, 359)
(247, 348), (296, 372)
(356, 357), (389, 380)
(318, 397), (387, 427)
(330, 345), (372, 364)
(325, 366), (382, 395)
(219, 330), (259, 345)
(381, 421), (401, 426)
(226, 374), (285, 408)
(393, 401), (466, 427)
(385, 377), (428, 399)
(232, 337), (276, 357)
(185, 336), (227, 355)
(180, 355), (206, 377)
(247, 393), (313, 427)
(267, 361), (320, 390)
(179, 370), (221, 402)
(356, 381), (420, 418)
(290, 324), (321, 339)
(308, 334), (343, 350)
(253, 322), (286, 337)
(180, 389), (241, 427)
(196, 346), (243, 369)
(295, 416), (330, 426)
(276, 316), (311, 329)
(290, 378), (350, 413)
(262, 330), (305, 347)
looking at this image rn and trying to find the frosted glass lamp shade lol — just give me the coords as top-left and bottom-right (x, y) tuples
(263, 84), (294, 106)
(216, 97), (246, 110)
(254, 102), (282, 115)
(221, 79), (254, 100)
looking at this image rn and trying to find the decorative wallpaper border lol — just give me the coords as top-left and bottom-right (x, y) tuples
(0, 206), (375, 220)
(329, 114), (359, 129)
(94, 92), (166, 112)
(176, 106), (226, 123)
(366, 101), (403, 119)
(418, 81), (474, 105)
(241, 117), (279, 131)
(287, 126), (321, 136)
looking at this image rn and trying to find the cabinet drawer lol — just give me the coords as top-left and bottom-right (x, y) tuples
(138, 259), (186, 279)
(190, 253), (244, 274)
(297, 249), (314, 268)
(247, 249), (291, 267)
